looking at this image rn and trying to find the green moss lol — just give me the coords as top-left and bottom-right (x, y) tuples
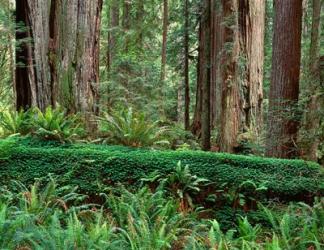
(0, 137), (322, 199)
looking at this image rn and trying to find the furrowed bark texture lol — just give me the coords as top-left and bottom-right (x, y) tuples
(201, 0), (212, 150)
(266, 0), (303, 158)
(219, 0), (265, 153)
(15, 0), (103, 117)
(219, 0), (241, 153)
(238, 0), (264, 135)
(301, 0), (322, 161)
(192, 0), (264, 153)
(192, 0), (222, 137)
(211, 1), (224, 131)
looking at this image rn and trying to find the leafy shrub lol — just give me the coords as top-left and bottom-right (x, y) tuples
(0, 107), (84, 142)
(31, 106), (84, 143)
(160, 124), (201, 150)
(160, 162), (209, 211)
(0, 181), (195, 250)
(0, 109), (32, 136)
(0, 179), (323, 249)
(261, 199), (324, 249)
(102, 186), (194, 249)
(0, 179), (89, 249)
(0, 137), (322, 201)
(207, 180), (268, 211)
(98, 107), (167, 147)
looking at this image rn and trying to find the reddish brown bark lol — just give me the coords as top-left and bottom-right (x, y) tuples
(191, 0), (218, 137)
(193, 0), (264, 153)
(238, 0), (264, 136)
(201, 0), (212, 150)
(218, 0), (265, 153)
(211, 2), (224, 131)
(219, 0), (240, 153)
(15, 0), (103, 119)
(266, 0), (303, 158)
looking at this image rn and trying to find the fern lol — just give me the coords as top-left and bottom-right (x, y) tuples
(98, 107), (167, 147)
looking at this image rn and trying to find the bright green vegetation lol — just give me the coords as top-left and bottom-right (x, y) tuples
(0, 107), (83, 143)
(98, 107), (167, 147)
(0, 107), (194, 149)
(0, 179), (323, 249)
(0, 110), (323, 249)
(0, 137), (322, 199)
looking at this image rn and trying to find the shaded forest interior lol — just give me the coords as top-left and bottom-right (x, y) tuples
(0, 1), (324, 249)
(0, 0), (323, 162)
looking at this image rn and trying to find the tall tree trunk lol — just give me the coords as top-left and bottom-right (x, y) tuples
(192, 0), (223, 138)
(301, 0), (322, 161)
(266, 0), (303, 158)
(210, 1), (223, 132)
(210, 1), (216, 130)
(184, 0), (190, 130)
(108, 0), (120, 74)
(15, 0), (36, 109)
(48, 0), (61, 107)
(219, 0), (264, 153)
(161, 0), (168, 82)
(15, 0), (103, 120)
(219, 0), (240, 153)
(191, 20), (205, 136)
(238, 0), (265, 137)
(201, 0), (212, 151)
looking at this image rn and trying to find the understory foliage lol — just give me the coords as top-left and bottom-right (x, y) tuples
(0, 106), (199, 149)
(0, 109), (32, 136)
(0, 107), (84, 142)
(0, 178), (323, 250)
(0, 137), (322, 199)
(98, 107), (167, 147)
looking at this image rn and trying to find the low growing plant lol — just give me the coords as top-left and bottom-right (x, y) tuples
(0, 109), (32, 136)
(32, 106), (84, 143)
(98, 107), (167, 147)
(0, 107), (84, 142)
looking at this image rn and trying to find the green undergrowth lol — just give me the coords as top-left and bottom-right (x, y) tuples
(0, 137), (323, 201)
(0, 179), (323, 249)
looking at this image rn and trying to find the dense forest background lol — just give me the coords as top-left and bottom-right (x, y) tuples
(0, 0), (323, 162)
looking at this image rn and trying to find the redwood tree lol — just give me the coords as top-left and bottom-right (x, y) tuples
(201, 0), (212, 151)
(219, 0), (240, 153)
(219, 0), (265, 153)
(15, 0), (33, 110)
(266, 0), (303, 158)
(192, 0), (264, 153)
(301, 0), (322, 161)
(15, 0), (103, 118)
